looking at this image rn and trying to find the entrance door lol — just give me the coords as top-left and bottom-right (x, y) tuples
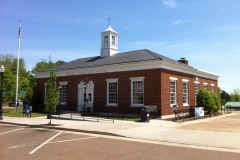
(77, 80), (94, 112)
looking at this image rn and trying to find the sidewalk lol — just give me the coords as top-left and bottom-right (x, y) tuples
(1, 113), (240, 153)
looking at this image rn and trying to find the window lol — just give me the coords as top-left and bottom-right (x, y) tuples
(203, 83), (208, 90)
(106, 79), (118, 106)
(195, 82), (200, 104)
(112, 36), (115, 46)
(170, 77), (177, 107)
(59, 82), (68, 105)
(182, 81), (189, 105)
(104, 36), (108, 46)
(211, 84), (215, 93)
(130, 77), (144, 106)
(170, 81), (177, 106)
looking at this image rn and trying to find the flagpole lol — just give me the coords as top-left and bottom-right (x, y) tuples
(15, 20), (21, 112)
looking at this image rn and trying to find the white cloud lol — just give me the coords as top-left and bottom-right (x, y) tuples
(173, 19), (182, 25)
(162, 0), (177, 8)
(172, 19), (192, 26)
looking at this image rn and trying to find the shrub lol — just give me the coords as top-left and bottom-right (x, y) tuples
(213, 93), (221, 113)
(196, 89), (220, 114)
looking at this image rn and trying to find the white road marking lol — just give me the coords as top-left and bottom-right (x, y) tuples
(47, 137), (97, 144)
(0, 128), (24, 136)
(29, 132), (62, 155)
(8, 141), (39, 149)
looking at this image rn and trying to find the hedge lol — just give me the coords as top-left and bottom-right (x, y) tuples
(196, 89), (221, 114)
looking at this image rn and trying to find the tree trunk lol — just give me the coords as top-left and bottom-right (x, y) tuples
(49, 112), (52, 125)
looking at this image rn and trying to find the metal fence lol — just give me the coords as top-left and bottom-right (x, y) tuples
(53, 106), (115, 123)
(53, 105), (159, 122)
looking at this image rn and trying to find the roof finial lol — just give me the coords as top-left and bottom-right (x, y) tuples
(108, 17), (111, 26)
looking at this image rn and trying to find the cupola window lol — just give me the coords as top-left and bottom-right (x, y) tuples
(104, 36), (108, 46)
(112, 36), (115, 46)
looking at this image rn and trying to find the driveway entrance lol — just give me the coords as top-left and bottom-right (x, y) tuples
(178, 111), (240, 132)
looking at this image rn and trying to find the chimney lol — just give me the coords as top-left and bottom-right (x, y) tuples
(178, 58), (188, 65)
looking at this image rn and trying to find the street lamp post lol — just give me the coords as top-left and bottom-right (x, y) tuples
(82, 78), (90, 117)
(83, 84), (86, 116)
(0, 65), (5, 120)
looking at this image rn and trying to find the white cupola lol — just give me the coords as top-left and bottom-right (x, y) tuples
(100, 25), (118, 57)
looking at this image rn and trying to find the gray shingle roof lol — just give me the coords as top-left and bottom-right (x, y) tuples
(47, 49), (193, 71)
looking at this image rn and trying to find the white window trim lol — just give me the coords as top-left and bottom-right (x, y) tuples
(170, 79), (177, 107)
(112, 36), (115, 46)
(203, 82), (208, 90)
(106, 78), (119, 107)
(130, 77), (145, 81)
(170, 77), (178, 81)
(182, 79), (189, 82)
(59, 81), (68, 85)
(106, 78), (119, 82)
(211, 84), (215, 93)
(194, 81), (200, 84)
(195, 83), (200, 105)
(130, 77), (144, 107)
(182, 81), (189, 106)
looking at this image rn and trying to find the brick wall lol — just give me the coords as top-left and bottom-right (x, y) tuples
(37, 68), (161, 115)
(37, 68), (217, 117)
(160, 68), (218, 116)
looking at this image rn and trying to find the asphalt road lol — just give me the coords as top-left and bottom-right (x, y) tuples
(0, 124), (239, 160)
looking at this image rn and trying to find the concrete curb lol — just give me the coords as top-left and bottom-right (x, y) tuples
(0, 121), (124, 138)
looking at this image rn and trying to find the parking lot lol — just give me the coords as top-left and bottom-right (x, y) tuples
(1, 124), (240, 160)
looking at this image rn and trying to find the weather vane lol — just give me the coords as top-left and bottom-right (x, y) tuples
(108, 17), (111, 26)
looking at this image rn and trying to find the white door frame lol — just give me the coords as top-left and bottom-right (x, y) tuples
(77, 80), (94, 112)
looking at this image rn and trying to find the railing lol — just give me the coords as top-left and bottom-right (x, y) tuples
(172, 106), (190, 122)
(53, 106), (114, 123)
(53, 105), (160, 122)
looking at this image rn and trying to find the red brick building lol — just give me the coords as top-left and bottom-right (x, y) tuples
(36, 26), (219, 119)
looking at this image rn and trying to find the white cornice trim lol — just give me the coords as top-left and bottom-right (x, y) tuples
(35, 60), (219, 80)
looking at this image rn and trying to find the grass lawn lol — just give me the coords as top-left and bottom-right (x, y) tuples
(2, 107), (47, 117)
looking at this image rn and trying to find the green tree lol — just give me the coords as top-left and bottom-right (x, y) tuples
(0, 54), (32, 103)
(230, 89), (240, 102)
(46, 70), (60, 125)
(1, 53), (65, 111)
(196, 89), (215, 114)
(213, 93), (221, 113)
(230, 94), (240, 102)
(220, 90), (230, 105)
(32, 59), (65, 72)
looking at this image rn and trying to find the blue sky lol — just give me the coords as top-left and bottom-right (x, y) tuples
(0, 0), (239, 93)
